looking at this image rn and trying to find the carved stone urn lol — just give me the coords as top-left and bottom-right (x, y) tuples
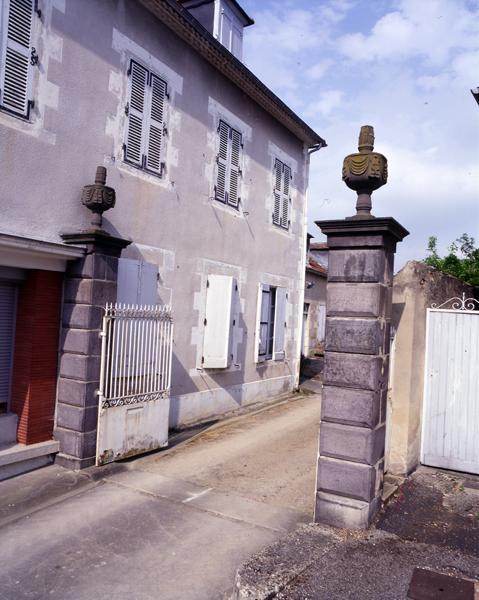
(81, 166), (116, 229)
(342, 125), (388, 218)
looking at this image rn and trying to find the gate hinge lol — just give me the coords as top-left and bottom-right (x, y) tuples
(204, 318), (207, 326)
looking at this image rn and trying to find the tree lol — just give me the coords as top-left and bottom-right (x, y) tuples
(424, 234), (479, 287)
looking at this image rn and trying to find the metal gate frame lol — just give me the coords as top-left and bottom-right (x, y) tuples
(421, 293), (479, 474)
(96, 303), (173, 465)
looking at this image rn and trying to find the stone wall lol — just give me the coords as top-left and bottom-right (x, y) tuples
(387, 261), (474, 476)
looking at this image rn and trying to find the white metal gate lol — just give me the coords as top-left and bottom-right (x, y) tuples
(421, 294), (479, 474)
(96, 303), (173, 465)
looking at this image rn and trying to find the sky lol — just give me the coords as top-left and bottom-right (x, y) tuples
(240, 0), (479, 269)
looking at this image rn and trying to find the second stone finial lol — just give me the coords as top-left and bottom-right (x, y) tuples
(81, 166), (116, 229)
(342, 125), (388, 219)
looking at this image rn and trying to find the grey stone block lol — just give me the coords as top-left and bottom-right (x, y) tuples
(323, 353), (382, 390)
(56, 403), (98, 432)
(54, 427), (97, 459)
(62, 304), (103, 330)
(326, 283), (388, 318)
(59, 353), (101, 382)
(321, 385), (380, 428)
(325, 318), (384, 355)
(317, 456), (377, 502)
(328, 249), (386, 283)
(66, 253), (118, 281)
(315, 491), (381, 529)
(57, 378), (98, 408)
(64, 279), (116, 305)
(61, 328), (101, 356)
(320, 422), (386, 465)
(55, 453), (96, 471)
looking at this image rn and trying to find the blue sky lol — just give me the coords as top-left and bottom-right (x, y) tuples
(240, 0), (479, 269)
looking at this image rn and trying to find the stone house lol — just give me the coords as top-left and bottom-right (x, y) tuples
(0, 0), (325, 474)
(302, 237), (327, 357)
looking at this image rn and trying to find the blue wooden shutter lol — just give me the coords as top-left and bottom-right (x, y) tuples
(125, 61), (148, 167)
(1, 0), (34, 117)
(215, 120), (229, 202)
(281, 164), (291, 228)
(273, 159), (282, 226)
(145, 73), (166, 175)
(228, 128), (242, 207)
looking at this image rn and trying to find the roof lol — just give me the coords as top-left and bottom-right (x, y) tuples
(310, 242), (328, 251)
(306, 257), (327, 277)
(138, 0), (326, 147)
(177, 0), (254, 26)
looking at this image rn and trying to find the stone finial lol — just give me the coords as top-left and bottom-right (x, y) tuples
(342, 125), (388, 219)
(81, 166), (116, 229)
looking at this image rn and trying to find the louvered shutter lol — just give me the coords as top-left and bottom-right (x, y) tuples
(0, 283), (16, 405)
(1, 0), (34, 117)
(272, 159), (282, 226)
(145, 73), (166, 175)
(228, 128), (241, 207)
(215, 120), (229, 202)
(125, 61), (148, 167)
(282, 164), (291, 228)
(273, 287), (287, 360)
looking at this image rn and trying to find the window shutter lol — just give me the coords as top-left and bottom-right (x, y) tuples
(145, 73), (166, 175)
(273, 159), (282, 226)
(228, 128), (241, 207)
(1, 0), (34, 117)
(125, 61), (148, 167)
(282, 164), (291, 228)
(273, 287), (287, 360)
(254, 283), (265, 363)
(215, 120), (229, 203)
(203, 275), (234, 369)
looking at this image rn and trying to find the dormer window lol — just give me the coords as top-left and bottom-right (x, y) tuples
(179, 0), (254, 61)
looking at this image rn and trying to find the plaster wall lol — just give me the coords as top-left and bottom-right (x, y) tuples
(304, 270), (326, 355)
(0, 0), (309, 427)
(387, 261), (474, 475)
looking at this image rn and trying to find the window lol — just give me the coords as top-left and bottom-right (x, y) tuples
(255, 284), (287, 362)
(215, 120), (242, 208)
(219, 5), (244, 60)
(0, 0), (35, 118)
(273, 159), (292, 229)
(124, 59), (167, 176)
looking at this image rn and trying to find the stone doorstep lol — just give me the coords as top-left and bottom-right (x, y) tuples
(0, 440), (60, 481)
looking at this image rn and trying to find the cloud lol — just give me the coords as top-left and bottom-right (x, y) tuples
(305, 60), (333, 81)
(338, 0), (479, 66)
(304, 90), (344, 117)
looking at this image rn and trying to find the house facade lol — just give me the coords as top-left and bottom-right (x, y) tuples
(0, 0), (325, 472)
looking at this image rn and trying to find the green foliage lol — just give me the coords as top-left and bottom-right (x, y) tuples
(424, 234), (479, 287)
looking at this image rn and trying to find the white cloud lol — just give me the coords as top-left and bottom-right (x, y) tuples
(305, 60), (333, 81)
(304, 90), (344, 117)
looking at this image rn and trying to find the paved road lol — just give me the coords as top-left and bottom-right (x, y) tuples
(0, 394), (320, 600)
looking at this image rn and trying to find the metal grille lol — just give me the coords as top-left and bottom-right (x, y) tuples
(99, 303), (173, 409)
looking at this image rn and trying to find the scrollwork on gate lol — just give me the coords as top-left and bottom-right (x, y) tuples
(431, 292), (479, 312)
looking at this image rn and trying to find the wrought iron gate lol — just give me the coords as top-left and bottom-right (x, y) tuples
(421, 294), (479, 474)
(96, 303), (173, 465)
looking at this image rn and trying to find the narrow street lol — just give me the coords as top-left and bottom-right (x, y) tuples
(0, 394), (320, 600)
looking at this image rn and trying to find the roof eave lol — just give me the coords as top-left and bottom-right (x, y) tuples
(137, 0), (326, 147)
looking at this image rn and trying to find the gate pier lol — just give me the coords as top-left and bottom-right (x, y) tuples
(314, 127), (408, 528)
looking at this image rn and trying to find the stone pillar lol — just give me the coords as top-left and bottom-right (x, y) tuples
(54, 231), (130, 470)
(314, 218), (408, 528)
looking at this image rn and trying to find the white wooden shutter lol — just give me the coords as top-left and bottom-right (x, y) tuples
(273, 159), (282, 226)
(282, 165), (291, 228)
(254, 283), (265, 363)
(203, 275), (234, 369)
(228, 128), (241, 207)
(0, 0), (34, 117)
(125, 61), (148, 167)
(0, 283), (16, 405)
(145, 73), (166, 175)
(215, 120), (229, 202)
(273, 287), (287, 360)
